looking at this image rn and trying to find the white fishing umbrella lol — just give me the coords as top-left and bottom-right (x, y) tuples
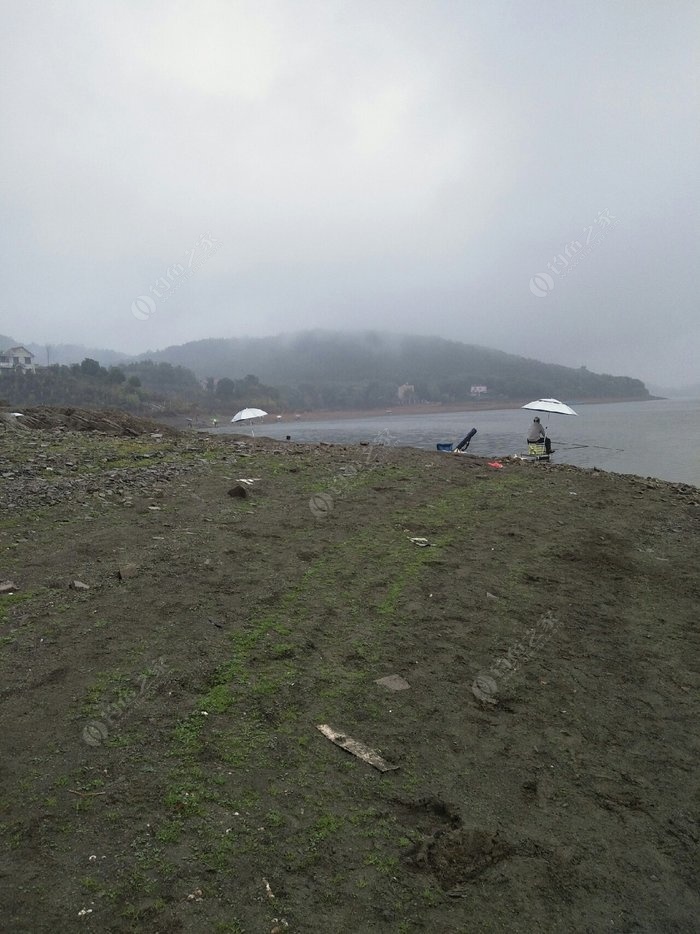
(522, 398), (577, 454)
(231, 407), (267, 436)
(522, 398), (578, 416)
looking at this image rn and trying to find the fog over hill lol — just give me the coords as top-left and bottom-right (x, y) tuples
(137, 330), (649, 405)
(1, 329), (650, 411)
(2, 4), (697, 387)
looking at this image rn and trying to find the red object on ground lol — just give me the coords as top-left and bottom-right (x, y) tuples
(488, 461), (504, 469)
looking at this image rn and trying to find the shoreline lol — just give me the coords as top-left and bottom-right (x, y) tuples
(161, 395), (657, 427)
(277, 395), (656, 423)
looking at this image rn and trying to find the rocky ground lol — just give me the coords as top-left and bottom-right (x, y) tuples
(0, 410), (698, 933)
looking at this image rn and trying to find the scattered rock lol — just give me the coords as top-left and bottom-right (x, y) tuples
(309, 493), (333, 517)
(0, 580), (18, 594)
(472, 673), (498, 705)
(375, 674), (411, 691)
(228, 485), (248, 498)
(71, 580), (90, 591)
(118, 564), (139, 581)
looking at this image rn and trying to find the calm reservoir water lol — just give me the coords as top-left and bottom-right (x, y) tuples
(217, 399), (700, 487)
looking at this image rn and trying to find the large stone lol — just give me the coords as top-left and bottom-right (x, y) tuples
(375, 674), (411, 692)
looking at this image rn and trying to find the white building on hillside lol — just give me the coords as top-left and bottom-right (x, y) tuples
(0, 346), (37, 372)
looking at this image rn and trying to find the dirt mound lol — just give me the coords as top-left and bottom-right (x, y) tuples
(0, 405), (179, 436)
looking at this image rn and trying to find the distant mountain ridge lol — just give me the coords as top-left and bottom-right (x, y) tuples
(138, 330), (650, 404)
(1, 330), (651, 409)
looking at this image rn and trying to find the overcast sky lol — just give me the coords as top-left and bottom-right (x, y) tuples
(1, 0), (697, 385)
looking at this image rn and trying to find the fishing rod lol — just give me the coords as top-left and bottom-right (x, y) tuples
(554, 440), (625, 453)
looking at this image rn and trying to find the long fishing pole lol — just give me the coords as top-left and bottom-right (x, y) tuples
(554, 440), (625, 453)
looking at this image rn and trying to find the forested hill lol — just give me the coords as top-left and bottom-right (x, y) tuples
(141, 330), (650, 407)
(1, 330), (651, 411)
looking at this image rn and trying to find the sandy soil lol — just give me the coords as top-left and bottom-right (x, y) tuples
(0, 412), (698, 932)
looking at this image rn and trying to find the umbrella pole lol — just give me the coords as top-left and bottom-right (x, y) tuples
(542, 414), (551, 454)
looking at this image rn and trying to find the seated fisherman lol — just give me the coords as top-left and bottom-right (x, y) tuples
(527, 416), (551, 454)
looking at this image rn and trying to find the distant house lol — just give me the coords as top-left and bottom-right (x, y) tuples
(397, 383), (416, 404)
(0, 346), (37, 372)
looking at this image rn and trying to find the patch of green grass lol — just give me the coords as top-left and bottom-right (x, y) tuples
(155, 819), (183, 844)
(365, 851), (399, 874)
(201, 683), (234, 713)
(348, 807), (380, 826)
(214, 716), (269, 768)
(269, 641), (296, 659)
(237, 788), (262, 811)
(0, 591), (32, 622)
(134, 843), (172, 874)
(200, 834), (238, 872)
(105, 731), (134, 748)
(172, 714), (206, 757)
(163, 784), (204, 818)
(266, 809), (285, 828)
(80, 669), (134, 715)
(80, 876), (101, 892)
(71, 797), (94, 814)
(0, 821), (25, 849)
(214, 921), (245, 934)
(421, 884), (443, 905)
(311, 813), (343, 843)
(250, 672), (288, 696)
